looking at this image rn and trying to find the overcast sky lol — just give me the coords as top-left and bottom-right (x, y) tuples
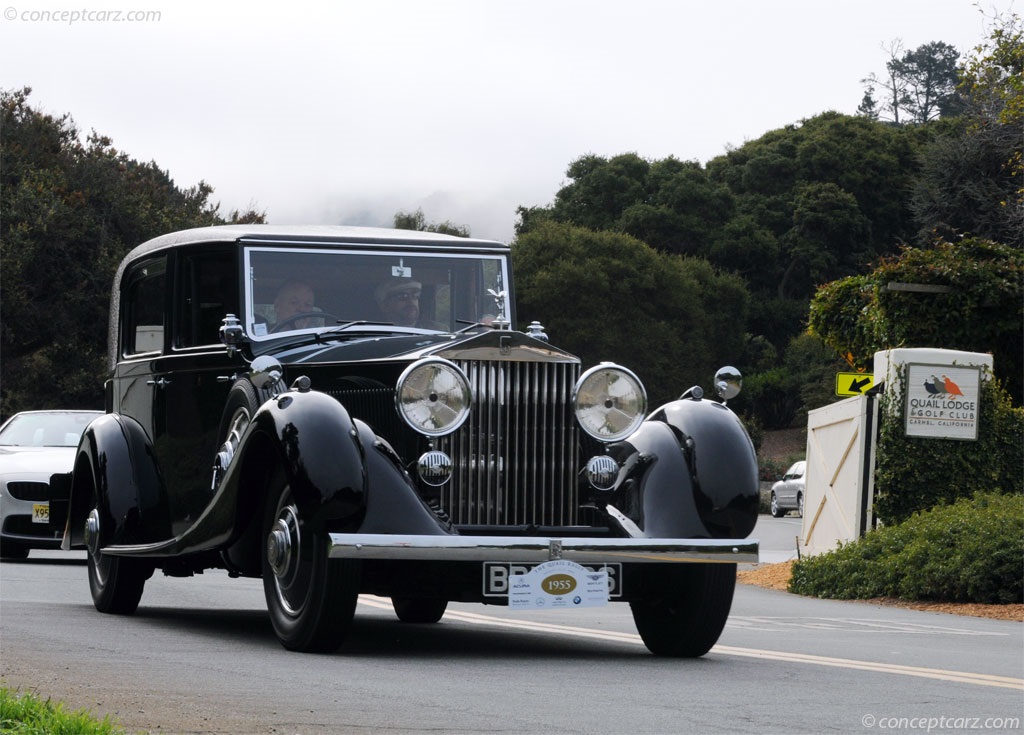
(0, 0), (1001, 242)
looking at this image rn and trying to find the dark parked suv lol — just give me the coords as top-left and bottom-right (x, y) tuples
(54, 225), (759, 656)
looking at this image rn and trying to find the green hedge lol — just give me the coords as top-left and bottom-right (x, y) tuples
(789, 492), (1024, 604)
(874, 369), (1024, 524)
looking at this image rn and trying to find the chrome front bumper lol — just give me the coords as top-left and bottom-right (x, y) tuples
(328, 534), (758, 564)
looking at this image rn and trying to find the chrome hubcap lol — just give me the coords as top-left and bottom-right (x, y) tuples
(84, 509), (101, 556)
(267, 517), (293, 577)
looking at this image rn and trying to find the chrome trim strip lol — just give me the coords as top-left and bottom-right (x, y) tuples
(327, 533), (759, 564)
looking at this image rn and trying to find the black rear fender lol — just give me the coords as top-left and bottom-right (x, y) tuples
(64, 414), (169, 549)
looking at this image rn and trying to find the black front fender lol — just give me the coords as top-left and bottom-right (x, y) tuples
(228, 388), (446, 537)
(606, 397), (759, 540)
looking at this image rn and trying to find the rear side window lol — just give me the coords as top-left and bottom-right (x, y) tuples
(175, 247), (237, 348)
(122, 256), (167, 356)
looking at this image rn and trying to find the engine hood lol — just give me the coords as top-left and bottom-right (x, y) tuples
(0, 445), (77, 475)
(261, 329), (580, 366)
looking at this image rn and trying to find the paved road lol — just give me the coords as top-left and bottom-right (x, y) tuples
(751, 513), (803, 563)
(1, 518), (1021, 734)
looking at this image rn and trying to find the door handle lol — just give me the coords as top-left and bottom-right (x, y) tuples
(146, 377), (171, 388)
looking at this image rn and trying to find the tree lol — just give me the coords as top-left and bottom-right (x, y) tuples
(550, 153), (651, 232)
(859, 40), (962, 124)
(0, 87), (263, 416)
(393, 207), (470, 237)
(912, 10), (1023, 246)
(704, 113), (923, 353)
(512, 221), (749, 408)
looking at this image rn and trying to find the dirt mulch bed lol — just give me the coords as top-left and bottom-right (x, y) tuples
(738, 560), (1024, 622)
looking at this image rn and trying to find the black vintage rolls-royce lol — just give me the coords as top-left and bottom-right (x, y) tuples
(53, 225), (759, 657)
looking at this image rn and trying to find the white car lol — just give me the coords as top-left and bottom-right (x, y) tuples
(769, 460), (805, 518)
(0, 410), (102, 559)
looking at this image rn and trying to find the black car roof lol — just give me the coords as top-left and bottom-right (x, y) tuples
(122, 225), (508, 263)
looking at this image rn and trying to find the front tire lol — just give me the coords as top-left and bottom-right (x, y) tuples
(630, 563), (737, 657)
(262, 471), (359, 652)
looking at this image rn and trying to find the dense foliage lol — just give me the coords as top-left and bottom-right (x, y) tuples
(0, 88), (263, 416)
(872, 368), (1023, 525)
(517, 113), (923, 356)
(512, 221), (749, 408)
(789, 492), (1024, 604)
(809, 237), (1024, 402)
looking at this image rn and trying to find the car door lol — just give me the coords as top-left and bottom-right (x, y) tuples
(114, 247), (242, 542)
(152, 245), (241, 539)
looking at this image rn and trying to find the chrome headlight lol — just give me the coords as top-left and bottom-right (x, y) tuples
(572, 363), (647, 442)
(396, 358), (472, 437)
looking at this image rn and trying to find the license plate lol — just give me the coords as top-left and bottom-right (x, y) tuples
(32, 503), (49, 524)
(483, 562), (622, 598)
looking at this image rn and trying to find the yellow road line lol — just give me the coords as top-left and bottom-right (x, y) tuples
(358, 596), (1023, 690)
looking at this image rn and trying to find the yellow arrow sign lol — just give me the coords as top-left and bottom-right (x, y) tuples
(836, 372), (875, 397)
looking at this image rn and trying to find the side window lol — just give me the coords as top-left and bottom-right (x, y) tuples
(175, 247), (238, 348)
(122, 257), (167, 356)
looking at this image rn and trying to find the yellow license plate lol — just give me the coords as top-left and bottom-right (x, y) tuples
(32, 503), (49, 524)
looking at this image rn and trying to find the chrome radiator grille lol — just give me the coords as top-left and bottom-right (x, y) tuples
(437, 359), (581, 527)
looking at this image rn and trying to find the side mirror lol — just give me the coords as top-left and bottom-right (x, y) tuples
(714, 366), (743, 402)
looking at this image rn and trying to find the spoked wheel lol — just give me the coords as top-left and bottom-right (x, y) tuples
(212, 381), (260, 490)
(797, 493), (805, 518)
(630, 563), (737, 657)
(85, 507), (152, 615)
(262, 471), (359, 652)
(392, 597), (448, 624)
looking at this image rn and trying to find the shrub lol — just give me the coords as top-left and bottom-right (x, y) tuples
(758, 456), (789, 483)
(789, 492), (1023, 604)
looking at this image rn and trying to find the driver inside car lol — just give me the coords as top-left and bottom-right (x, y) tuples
(272, 281), (319, 330)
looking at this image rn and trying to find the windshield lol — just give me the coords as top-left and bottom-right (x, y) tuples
(244, 247), (509, 339)
(0, 412), (101, 447)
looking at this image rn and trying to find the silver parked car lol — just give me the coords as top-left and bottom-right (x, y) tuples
(770, 460), (805, 518)
(0, 410), (102, 558)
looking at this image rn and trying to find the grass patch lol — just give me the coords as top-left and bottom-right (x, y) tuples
(789, 492), (1024, 604)
(0, 687), (127, 735)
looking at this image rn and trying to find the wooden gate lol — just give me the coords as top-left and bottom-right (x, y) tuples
(800, 394), (878, 557)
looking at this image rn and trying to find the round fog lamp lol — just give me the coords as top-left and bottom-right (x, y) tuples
(586, 455), (620, 492)
(396, 358), (472, 437)
(572, 363), (647, 442)
(417, 450), (453, 487)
